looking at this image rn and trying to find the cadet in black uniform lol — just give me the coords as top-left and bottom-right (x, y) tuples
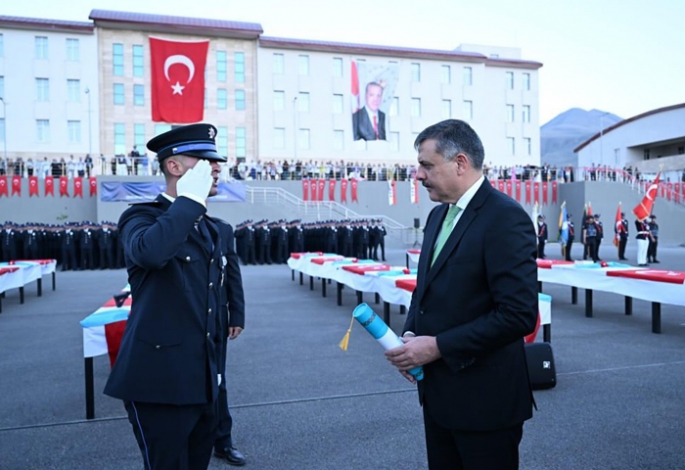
(358, 219), (371, 259)
(276, 220), (290, 264)
(79, 222), (96, 270)
(536, 215), (547, 259)
(61, 224), (78, 271)
(647, 214), (660, 263)
(258, 220), (272, 265)
(593, 214), (604, 259)
(565, 214), (575, 261)
(104, 124), (245, 470)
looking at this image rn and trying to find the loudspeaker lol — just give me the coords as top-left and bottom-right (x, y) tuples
(413, 218), (420, 229)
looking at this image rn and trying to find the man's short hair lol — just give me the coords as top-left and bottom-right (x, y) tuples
(365, 82), (383, 94)
(414, 119), (485, 170)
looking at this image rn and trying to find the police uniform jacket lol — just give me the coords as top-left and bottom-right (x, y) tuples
(104, 194), (226, 405)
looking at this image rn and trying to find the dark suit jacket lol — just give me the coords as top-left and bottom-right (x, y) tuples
(105, 194), (233, 406)
(352, 107), (386, 141)
(403, 180), (537, 432)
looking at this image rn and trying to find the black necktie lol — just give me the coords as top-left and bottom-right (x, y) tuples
(198, 219), (213, 251)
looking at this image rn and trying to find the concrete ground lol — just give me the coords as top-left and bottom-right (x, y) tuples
(1, 240), (684, 470)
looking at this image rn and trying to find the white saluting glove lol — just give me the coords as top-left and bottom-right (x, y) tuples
(177, 160), (212, 207)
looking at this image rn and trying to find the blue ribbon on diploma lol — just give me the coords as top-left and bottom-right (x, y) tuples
(353, 303), (424, 381)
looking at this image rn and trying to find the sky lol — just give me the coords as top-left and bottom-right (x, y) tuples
(4, 0), (684, 125)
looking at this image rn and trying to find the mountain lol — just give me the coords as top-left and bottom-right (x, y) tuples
(541, 108), (623, 167)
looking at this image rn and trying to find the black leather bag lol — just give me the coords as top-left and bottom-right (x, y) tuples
(525, 342), (557, 390)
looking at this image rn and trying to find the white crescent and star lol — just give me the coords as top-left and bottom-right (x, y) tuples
(164, 55), (195, 96)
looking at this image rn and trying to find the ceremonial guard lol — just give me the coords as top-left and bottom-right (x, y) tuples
(583, 215), (599, 262)
(593, 214), (604, 259)
(647, 214), (660, 263)
(565, 214), (575, 261)
(104, 124), (246, 469)
(615, 212), (629, 260)
(536, 214), (547, 259)
(635, 217), (651, 266)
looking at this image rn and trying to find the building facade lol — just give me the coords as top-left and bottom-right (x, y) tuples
(257, 38), (541, 167)
(0, 16), (100, 167)
(89, 10), (261, 171)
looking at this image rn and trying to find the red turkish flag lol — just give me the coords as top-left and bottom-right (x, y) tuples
(340, 179), (348, 203)
(675, 183), (681, 204)
(667, 182), (673, 201)
(542, 182), (548, 205)
(0, 176), (7, 197)
(309, 179), (318, 201)
(525, 181), (531, 204)
(317, 179), (325, 201)
(489, 178), (496, 187)
(28, 176), (39, 196)
(11, 176), (21, 196)
(533, 182), (540, 205)
(633, 173), (660, 220)
(74, 177), (83, 198)
(551, 181), (558, 204)
(505, 180), (512, 197)
(149, 37), (209, 123)
(89, 176), (97, 196)
(329, 179), (336, 201)
(59, 176), (69, 197)
(515, 180), (521, 202)
(302, 179), (309, 201)
(497, 180), (505, 193)
(45, 177), (54, 196)
(351, 178), (359, 203)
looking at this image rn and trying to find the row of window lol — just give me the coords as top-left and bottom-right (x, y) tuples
(271, 53), (531, 90)
(17, 119), (84, 143)
(110, 83), (247, 110)
(30, 35), (80, 61)
(113, 124), (246, 158)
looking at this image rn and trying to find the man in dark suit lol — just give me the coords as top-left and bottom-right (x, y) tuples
(386, 119), (537, 470)
(536, 215), (547, 259)
(352, 82), (387, 141)
(104, 124), (245, 470)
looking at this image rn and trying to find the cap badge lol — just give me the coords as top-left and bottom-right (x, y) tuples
(208, 127), (216, 139)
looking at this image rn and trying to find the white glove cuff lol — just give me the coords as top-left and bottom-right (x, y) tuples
(178, 193), (207, 208)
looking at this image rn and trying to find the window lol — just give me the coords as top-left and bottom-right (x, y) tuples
(217, 126), (228, 157)
(298, 92), (310, 112)
(0, 119), (5, 143)
(35, 36), (48, 60)
(134, 124), (145, 149)
(333, 58), (343, 78)
(389, 97), (399, 117)
(298, 129), (310, 150)
(273, 53), (284, 74)
(411, 98), (421, 117)
(36, 78), (49, 101)
(235, 90), (245, 111)
(113, 83), (125, 105)
(273, 91), (285, 111)
(506, 71), (514, 89)
(234, 52), (245, 83)
(274, 128), (285, 149)
(217, 51), (227, 82)
(133, 85), (145, 106)
(411, 63), (421, 81)
(113, 43), (124, 76)
(441, 65), (451, 84)
(506, 104), (515, 123)
(332, 94), (343, 114)
(507, 137), (515, 155)
(133, 45), (144, 77)
(333, 130), (344, 150)
(217, 89), (228, 110)
(36, 120), (50, 142)
(643, 149), (650, 160)
(463, 100), (473, 120)
(0, 76), (3, 99)
(114, 123), (126, 155)
(523, 73), (531, 91)
(678, 146), (685, 155)
(441, 100), (452, 119)
(463, 67), (473, 86)
(67, 79), (80, 102)
(390, 132), (400, 152)
(66, 38), (79, 61)
(0, 34), (4, 58)
(236, 127), (246, 158)
(298, 55), (309, 75)
(522, 105), (531, 123)
(67, 120), (81, 143)
(525, 138), (532, 156)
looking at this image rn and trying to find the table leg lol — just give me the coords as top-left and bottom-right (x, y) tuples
(405, 254), (409, 269)
(625, 297), (633, 316)
(383, 302), (390, 326)
(400, 305), (406, 315)
(85, 357), (95, 420)
(322, 278), (327, 297)
(37, 278), (43, 297)
(585, 289), (593, 317)
(375, 293), (380, 304)
(571, 287), (578, 305)
(543, 324), (551, 343)
(652, 303), (661, 334)
(299, 272), (303, 286)
(291, 270), (294, 281)
(310, 276), (314, 291)
(356, 291), (363, 305)
(52, 272), (56, 290)
(19, 287), (24, 304)
(337, 282), (343, 306)
(537, 281), (543, 293)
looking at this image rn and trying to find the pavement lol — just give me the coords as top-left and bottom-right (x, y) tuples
(1, 240), (685, 470)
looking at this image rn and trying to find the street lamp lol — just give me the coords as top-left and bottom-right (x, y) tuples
(84, 87), (93, 158)
(0, 97), (6, 172)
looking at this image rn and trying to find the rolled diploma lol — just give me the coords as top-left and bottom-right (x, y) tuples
(353, 303), (424, 381)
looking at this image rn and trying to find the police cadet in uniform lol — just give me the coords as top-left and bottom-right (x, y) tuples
(358, 219), (371, 259)
(647, 214), (660, 263)
(536, 214), (547, 259)
(289, 220), (305, 254)
(61, 224), (78, 271)
(97, 222), (116, 269)
(104, 124), (246, 470)
(616, 212), (629, 260)
(276, 220), (290, 264)
(257, 220), (272, 265)
(1, 222), (19, 261)
(24, 223), (42, 259)
(374, 219), (387, 261)
(565, 213), (575, 261)
(80, 222), (96, 270)
(340, 220), (354, 257)
(593, 214), (604, 259)
(583, 215), (599, 262)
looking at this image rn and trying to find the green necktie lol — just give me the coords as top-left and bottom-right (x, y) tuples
(431, 205), (461, 266)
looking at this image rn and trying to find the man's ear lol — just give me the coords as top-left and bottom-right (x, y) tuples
(165, 157), (184, 177)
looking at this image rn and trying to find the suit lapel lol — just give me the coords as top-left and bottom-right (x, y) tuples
(414, 204), (446, 302)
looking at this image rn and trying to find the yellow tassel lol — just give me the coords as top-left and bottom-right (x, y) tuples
(339, 315), (355, 351)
